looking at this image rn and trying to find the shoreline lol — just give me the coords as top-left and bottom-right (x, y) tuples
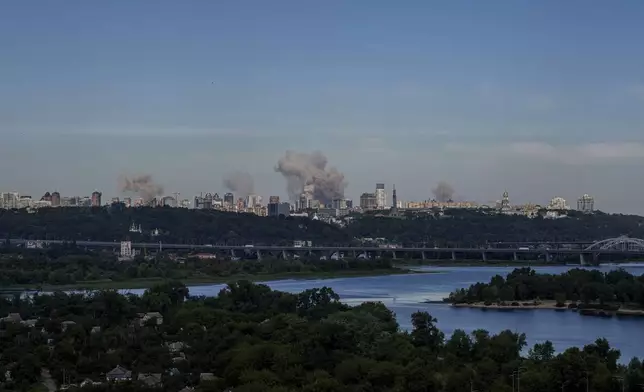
(447, 301), (644, 317)
(0, 268), (421, 292)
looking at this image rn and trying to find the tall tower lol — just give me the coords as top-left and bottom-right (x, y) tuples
(392, 184), (397, 209)
(375, 183), (386, 209)
(91, 191), (102, 207)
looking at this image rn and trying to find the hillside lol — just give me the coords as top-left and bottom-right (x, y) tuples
(1, 207), (643, 246)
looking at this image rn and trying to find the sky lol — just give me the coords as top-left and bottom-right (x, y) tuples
(1, 1), (644, 213)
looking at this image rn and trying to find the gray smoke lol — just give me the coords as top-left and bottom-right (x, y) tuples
(223, 171), (255, 198)
(432, 181), (455, 202)
(119, 174), (164, 202)
(275, 150), (347, 203)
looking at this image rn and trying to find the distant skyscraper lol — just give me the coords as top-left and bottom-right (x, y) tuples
(224, 192), (234, 205)
(375, 183), (386, 209)
(577, 194), (594, 213)
(41, 192), (52, 202)
(392, 185), (397, 208)
(91, 191), (102, 207)
(51, 192), (61, 207)
(246, 194), (261, 207)
(269, 196), (280, 204)
(360, 192), (377, 210)
(332, 198), (347, 209)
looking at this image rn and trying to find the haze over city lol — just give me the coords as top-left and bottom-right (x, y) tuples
(2, 1), (644, 213)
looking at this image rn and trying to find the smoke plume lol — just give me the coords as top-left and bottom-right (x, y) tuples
(432, 181), (455, 202)
(119, 174), (164, 202)
(274, 150), (347, 203)
(222, 171), (255, 198)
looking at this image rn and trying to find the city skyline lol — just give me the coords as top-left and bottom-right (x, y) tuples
(0, 183), (596, 213)
(2, 2), (644, 213)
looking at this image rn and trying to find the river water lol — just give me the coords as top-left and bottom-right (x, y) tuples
(124, 264), (644, 361)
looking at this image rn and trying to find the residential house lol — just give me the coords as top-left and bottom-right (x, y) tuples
(138, 373), (162, 387)
(61, 321), (77, 332)
(80, 379), (102, 388)
(21, 319), (38, 328)
(199, 373), (216, 382)
(1, 313), (22, 323)
(91, 326), (101, 334)
(138, 312), (163, 326)
(165, 341), (187, 353)
(106, 365), (132, 382)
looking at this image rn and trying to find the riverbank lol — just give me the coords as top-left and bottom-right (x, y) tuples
(399, 260), (566, 268)
(0, 268), (417, 291)
(448, 300), (644, 317)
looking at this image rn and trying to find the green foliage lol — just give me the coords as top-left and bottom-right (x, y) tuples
(0, 248), (398, 287)
(0, 281), (640, 392)
(1, 207), (644, 247)
(448, 267), (644, 309)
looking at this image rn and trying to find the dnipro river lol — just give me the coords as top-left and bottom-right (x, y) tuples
(122, 264), (644, 362)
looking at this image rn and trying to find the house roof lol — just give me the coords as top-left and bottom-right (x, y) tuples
(3, 313), (22, 322)
(138, 373), (162, 386)
(107, 365), (132, 378)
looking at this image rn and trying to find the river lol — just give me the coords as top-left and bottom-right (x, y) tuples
(123, 264), (644, 361)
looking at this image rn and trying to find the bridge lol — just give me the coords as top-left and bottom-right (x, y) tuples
(8, 236), (644, 265)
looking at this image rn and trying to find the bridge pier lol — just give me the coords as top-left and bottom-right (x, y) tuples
(545, 252), (551, 263)
(513, 252), (518, 261)
(580, 253), (586, 266)
(257, 250), (262, 261)
(481, 251), (487, 262)
(451, 251), (456, 261)
(281, 250), (287, 260)
(230, 249), (236, 258)
(421, 251), (426, 260)
(392, 251), (397, 260)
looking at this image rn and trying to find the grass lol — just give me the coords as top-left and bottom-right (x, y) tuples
(1, 268), (416, 291)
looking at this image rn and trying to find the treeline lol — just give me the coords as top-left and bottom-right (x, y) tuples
(1, 281), (643, 392)
(0, 248), (397, 287)
(2, 207), (644, 246)
(448, 267), (644, 308)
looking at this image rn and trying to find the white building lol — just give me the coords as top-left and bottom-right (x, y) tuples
(547, 197), (570, 210)
(120, 241), (133, 259)
(0, 193), (21, 209)
(375, 183), (386, 209)
(577, 194), (594, 213)
(246, 194), (261, 207)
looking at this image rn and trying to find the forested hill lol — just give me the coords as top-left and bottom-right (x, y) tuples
(0, 207), (643, 246)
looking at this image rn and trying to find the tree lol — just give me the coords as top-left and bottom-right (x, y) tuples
(410, 312), (444, 350)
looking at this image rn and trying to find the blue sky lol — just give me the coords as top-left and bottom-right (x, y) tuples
(2, 1), (644, 212)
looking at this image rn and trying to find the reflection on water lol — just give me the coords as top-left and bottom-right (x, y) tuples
(122, 265), (644, 361)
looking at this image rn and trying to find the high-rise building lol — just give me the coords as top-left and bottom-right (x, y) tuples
(392, 185), (397, 208)
(224, 192), (234, 205)
(346, 199), (353, 209)
(375, 183), (386, 209)
(269, 196), (280, 204)
(123, 197), (132, 208)
(268, 200), (291, 217)
(577, 194), (594, 213)
(246, 194), (261, 207)
(0, 192), (20, 209)
(360, 192), (377, 210)
(91, 191), (102, 207)
(51, 192), (61, 207)
(332, 198), (347, 209)
(41, 192), (52, 202)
